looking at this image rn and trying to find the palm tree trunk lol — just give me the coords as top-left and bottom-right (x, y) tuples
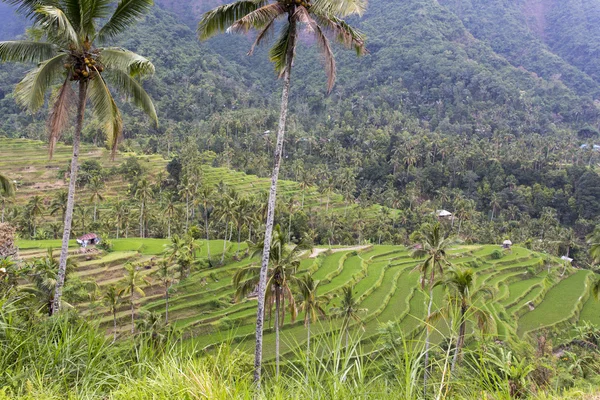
(113, 309), (117, 342)
(52, 80), (88, 315)
(131, 295), (135, 334)
(165, 286), (169, 324)
(275, 286), (281, 378)
(254, 18), (297, 385)
(237, 226), (241, 257)
(451, 306), (467, 373)
(205, 213), (211, 262)
(423, 288), (434, 397)
(221, 220), (228, 264)
(94, 199), (97, 222)
(139, 201), (144, 238)
(288, 213), (293, 243)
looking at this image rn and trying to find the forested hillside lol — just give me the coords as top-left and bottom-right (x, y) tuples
(2, 0), (600, 259)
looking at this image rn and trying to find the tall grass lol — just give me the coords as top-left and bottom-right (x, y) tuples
(0, 295), (599, 399)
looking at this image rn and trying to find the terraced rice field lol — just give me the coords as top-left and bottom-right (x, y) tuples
(15, 240), (599, 359)
(0, 138), (383, 217)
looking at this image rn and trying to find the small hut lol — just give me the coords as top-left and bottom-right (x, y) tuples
(76, 233), (100, 248)
(502, 239), (512, 249)
(436, 210), (452, 219)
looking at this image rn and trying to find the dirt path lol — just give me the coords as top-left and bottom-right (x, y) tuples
(308, 245), (370, 258)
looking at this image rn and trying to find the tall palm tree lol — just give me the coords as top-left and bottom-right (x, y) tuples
(88, 175), (104, 222)
(103, 285), (122, 341)
(135, 178), (153, 238)
(0, 0), (158, 315)
(198, 0), (366, 385)
(587, 227), (600, 266)
(435, 266), (493, 373)
(49, 190), (68, 224)
(411, 222), (458, 396)
(199, 0), (366, 383)
(119, 263), (147, 334)
(26, 195), (45, 236)
(330, 285), (366, 347)
(152, 260), (176, 324)
(198, 186), (214, 262)
(233, 225), (305, 377)
(296, 274), (327, 360)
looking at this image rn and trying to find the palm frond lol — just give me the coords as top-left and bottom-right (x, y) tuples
(81, 0), (113, 35)
(88, 74), (123, 156)
(230, 3), (285, 33)
(313, 13), (366, 56)
(100, 47), (155, 76)
(198, 0), (268, 40)
(269, 21), (293, 76)
(311, 0), (367, 17)
(47, 78), (75, 156)
(97, 0), (154, 42)
(14, 53), (67, 111)
(3, 0), (57, 18)
(104, 69), (157, 127)
(248, 17), (276, 56)
(0, 41), (58, 63)
(36, 5), (80, 45)
(296, 6), (336, 92)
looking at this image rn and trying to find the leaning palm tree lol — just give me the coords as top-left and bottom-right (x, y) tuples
(199, 0), (366, 383)
(329, 285), (366, 347)
(411, 222), (458, 396)
(233, 225), (306, 377)
(0, 0), (158, 315)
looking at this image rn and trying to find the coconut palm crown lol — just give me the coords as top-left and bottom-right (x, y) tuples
(199, 0), (367, 92)
(0, 0), (158, 154)
(0, 0), (158, 315)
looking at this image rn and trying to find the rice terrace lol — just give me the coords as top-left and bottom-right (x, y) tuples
(2, 0), (600, 398)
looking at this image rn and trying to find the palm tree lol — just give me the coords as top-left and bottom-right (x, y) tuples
(587, 227), (600, 266)
(411, 222), (458, 396)
(119, 263), (147, 334)
(26, 195), (45, 237)
(103, 285), (122, 342)
(0, 0), (158, 315)
(330, 285), (366, 347)
(135, 178), (153, 238)
(199, 0), (366, 383)
(233, 225), (305, 377)
(198, 186), (214, 262)
(49, 190), (68, 224)
(435, 266), (493, 373)
(88, 175), (104, 222)
(296, 274), (327, 361)
(152, 260), (176, 324)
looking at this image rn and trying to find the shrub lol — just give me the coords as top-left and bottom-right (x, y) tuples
(491, 249), (504, 260)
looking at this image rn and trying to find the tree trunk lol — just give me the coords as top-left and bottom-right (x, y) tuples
(52, 80), (88, 315)
(288, 213), (293, 243)
(221, 220), (228, 264)
(451, 306), (467, 373)
(113, 309), (117, 342)
(423, 287), (434, 397)
(254, 17), (297, 385)
(139, 201), (144, 238)
(131, 296), (135, 334)
(205, 213), (211, 262)
(275, 285), (281, 378)
(237, 225), (241, 257)
(94, 199), (97, 222)
(165, 286), (169, 324)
